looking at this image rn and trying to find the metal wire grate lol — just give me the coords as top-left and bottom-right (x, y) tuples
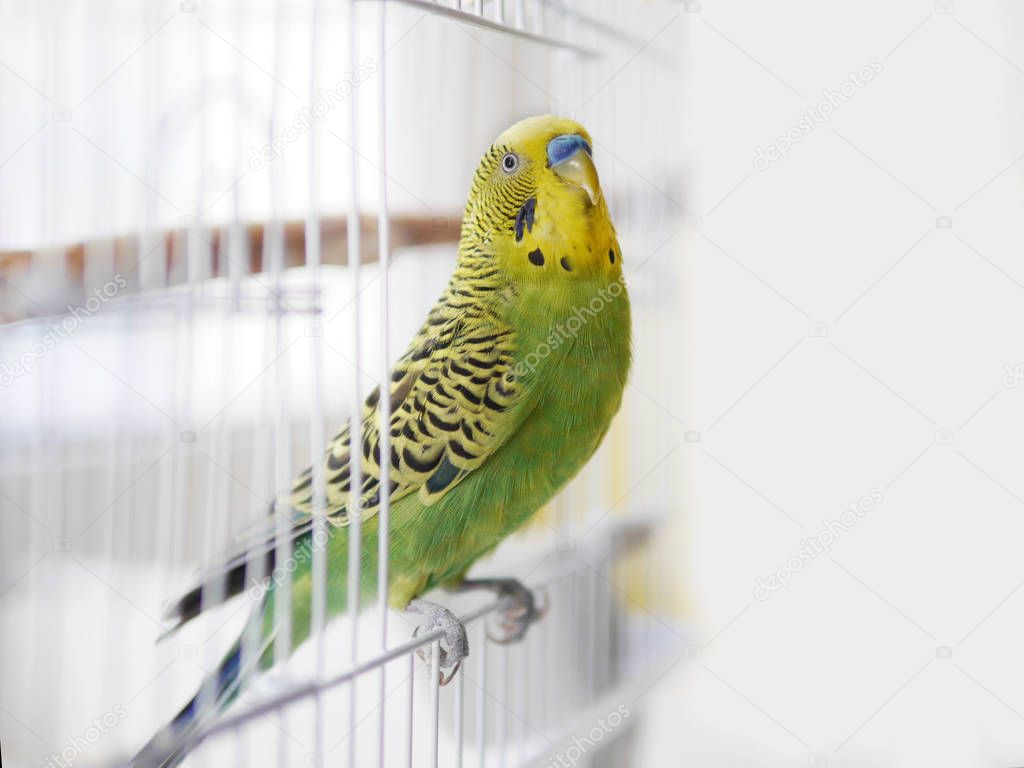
(0, 1), (688, 766)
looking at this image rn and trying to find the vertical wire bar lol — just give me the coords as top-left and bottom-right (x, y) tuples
(132, 0), (182, 746)
(546, 578), (557, 730)
(228, 0), (246, 311)
(476, 623), (488, 768)
(496, 644), (508, 768)
(595, 547), (605, 690)
(572, 572), (581, 712)
(454, 664), (465, 768)
(596, 548), (609, 693)
(114, 7), (135, 741)
(136, 9), (175, 746)
(628, 543), (638, 666)
(429, 640), (441, 768)
(138, 0), (163, 293)
(646, 533), (655, 666)
(509, 643), (520, 762)
(277, 704), (288, 767)
(54, 314), (69, 740)
(518, 635), (529, 759)
(235, 0), (268, 745)
(346, 0), (364, 762)
(555, 578), (568, 723)
(233, 721), (247, 768)
(267, 5), (293, 768)
(375, 2), (392, 766)
(68, 1), (98, 738)
(587, 560), (597, 699)
(621, 549), (631, 671)
(26, 315), (45, 735)
(18, 4), (51, 728)
(176, 0), (203, 724)
(537, 598), (547, 729)
(269, 0), (293, 670)
(568, 570), (578, 709)
(634, 550), (642, 668)
(405, 652), (416, 768)
(38, 14), (63, 720)
(307, 0), (328, 765)
(208, 231), (237, 767)
(198, 7), (227, 761)
(197, 3), (230, 740)
(606, 32), (629, 715)
(514, 0), (525, 29)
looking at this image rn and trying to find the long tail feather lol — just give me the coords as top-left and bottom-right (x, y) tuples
(131, 639), (241, 768)
(161, 509), (317, 637)
(160, 548), (276, 637)
(134, 610), (276, 768)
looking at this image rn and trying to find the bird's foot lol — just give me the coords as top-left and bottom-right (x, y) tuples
(406, 598), (468, 686)
(455, 578), (548, 645)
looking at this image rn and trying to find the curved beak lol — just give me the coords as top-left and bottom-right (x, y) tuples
(548, 134), (601, 206)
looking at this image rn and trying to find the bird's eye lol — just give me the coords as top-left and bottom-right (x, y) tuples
(501, 152), (519, 173)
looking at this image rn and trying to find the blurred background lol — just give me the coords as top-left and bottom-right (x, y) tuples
(1, 0), (1022, 766)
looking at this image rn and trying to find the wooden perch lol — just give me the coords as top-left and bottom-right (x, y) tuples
(0, 212), (462, 322)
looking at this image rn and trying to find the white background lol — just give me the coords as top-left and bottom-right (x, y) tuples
(643, 2), (1024, 766)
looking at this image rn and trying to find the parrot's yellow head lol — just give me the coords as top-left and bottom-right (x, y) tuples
(461, 115), (622, 284)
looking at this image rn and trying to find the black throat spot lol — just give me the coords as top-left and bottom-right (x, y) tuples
(514, 197), (537, 243)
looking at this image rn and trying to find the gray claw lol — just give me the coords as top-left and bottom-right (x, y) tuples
(486, 581), (547, 645)
(407, 598), (469, 686)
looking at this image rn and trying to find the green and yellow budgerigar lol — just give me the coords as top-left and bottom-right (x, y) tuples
(135, 114), (631, 766)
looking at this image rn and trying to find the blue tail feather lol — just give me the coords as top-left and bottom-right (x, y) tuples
(133, 640), (245, 768)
